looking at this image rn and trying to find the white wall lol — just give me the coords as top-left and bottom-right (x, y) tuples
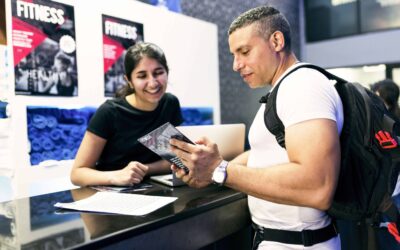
(304, 29), (400, 68)
(327, 66), (386, 88)
(3, 0), (219, 199)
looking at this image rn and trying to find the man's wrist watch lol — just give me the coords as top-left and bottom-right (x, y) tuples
(212, 160), (229, 186)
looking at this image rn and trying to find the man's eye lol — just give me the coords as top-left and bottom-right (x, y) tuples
(242, 50), (249, 55)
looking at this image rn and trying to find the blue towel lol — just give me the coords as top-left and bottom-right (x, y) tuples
(41, 137), (54, 151)
(46, 116), (58, 128)
(30, 138), (43, 152)
(30, 152), (42, 165)
(52, 149), (63, 160)
(28, 126), (39, 140)
(61, 148), (73, 159)
(50, 128), (63, 141)
(0, 101), (7, 119)
(69, 125), (85, 139)
(32, 114), (47, 129)
(27, 106), (98, 165)
(41, 151), (55, 160)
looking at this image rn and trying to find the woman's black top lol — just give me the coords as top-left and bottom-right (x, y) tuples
(87, 93), (183, 171)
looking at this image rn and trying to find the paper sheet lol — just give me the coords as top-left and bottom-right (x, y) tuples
(54, 192), (177, 216)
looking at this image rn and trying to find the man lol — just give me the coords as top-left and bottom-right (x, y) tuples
(170, 5), (343, 249)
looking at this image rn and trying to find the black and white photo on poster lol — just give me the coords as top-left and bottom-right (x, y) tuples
(12, 0), (78, 96)
(102, 14), (144, 97)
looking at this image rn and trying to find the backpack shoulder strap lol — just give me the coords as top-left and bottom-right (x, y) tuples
(260, 64), (342, 148)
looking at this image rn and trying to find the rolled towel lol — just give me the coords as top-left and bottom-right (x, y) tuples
(30, 152), (43, 165)
(63, 137), (73, 149)
(73, 115), (87, 125)
(41, 151), (55, 161)
(50, 128), (63, 141)
(30, 138), (42, 152)
(61, 148), (73, 160)
(52, 149), (63, 160)
(28, 126), (39, 140)
(32, 114), (47, 129)
(200, 119), (213, 125)
(46, 116), (58, 128)
(0, 101), (8, 119)
(41, 137), (54, 151)
(54, 144), (63, 150)
(69, 125), (85, 139)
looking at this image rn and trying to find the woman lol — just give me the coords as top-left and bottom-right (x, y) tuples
(71, 42), (183, 186)
(371, 79), (400, 119)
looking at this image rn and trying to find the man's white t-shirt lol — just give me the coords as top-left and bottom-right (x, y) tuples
(248, 63), (344, 234)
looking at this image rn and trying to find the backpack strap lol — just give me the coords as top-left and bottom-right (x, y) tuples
(352, 82), (373, 146)
(259, 64), (346, 148)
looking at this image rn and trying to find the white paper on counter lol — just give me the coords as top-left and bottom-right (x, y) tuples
(54, 192), (177, 216)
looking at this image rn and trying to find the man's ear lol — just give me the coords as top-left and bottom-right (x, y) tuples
(269, 31), (285, 52)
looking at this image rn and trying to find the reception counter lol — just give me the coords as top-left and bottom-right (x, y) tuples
(0, 180), (251, 249)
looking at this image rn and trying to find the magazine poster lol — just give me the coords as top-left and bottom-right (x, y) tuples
(12, 0), (78, 96)
(102, 14), (144, 97)
(0, 0), (6, 45)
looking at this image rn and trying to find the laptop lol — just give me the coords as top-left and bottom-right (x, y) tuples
(150, 172), (186, 187)
(150, 123), (246, 187)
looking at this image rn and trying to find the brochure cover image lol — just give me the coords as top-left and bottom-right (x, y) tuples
(12, 0), (77, 96)
(138, 122), (193, 172)
(102, 14), (144, 97)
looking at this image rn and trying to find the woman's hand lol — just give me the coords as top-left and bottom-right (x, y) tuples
(111, 161), (149, 186)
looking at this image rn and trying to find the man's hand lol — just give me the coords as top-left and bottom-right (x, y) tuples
(170, 137), (223, 188)
(110, 161), (148, 186)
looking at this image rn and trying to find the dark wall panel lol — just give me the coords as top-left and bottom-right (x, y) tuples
(179, 0), (300, 146)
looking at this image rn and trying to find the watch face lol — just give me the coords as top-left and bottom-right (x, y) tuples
(213, 170), (225, 183)
(212, 160), (228, 185)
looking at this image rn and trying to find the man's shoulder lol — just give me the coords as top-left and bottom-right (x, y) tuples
(283, 64), (330, 83)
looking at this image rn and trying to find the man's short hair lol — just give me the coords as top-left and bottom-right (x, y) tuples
(228, 5), (292, 52)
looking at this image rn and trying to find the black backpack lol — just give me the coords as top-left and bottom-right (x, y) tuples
(259, 64), (400, 224)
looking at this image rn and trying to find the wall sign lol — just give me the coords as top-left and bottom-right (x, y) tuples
(102, 14), (144, 97)
(12, 0), (78, 96)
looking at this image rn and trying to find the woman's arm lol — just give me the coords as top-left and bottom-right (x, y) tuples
(71, 131), (147, 186)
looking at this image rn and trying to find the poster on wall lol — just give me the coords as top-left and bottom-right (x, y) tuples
(102, 14), (144, 97)
(12, 0), (78, 96)
(0, 0), (6, 45)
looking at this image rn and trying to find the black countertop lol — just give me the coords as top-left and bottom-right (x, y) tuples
(0, 181), (250, 249)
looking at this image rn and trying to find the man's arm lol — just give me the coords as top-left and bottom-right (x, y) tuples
(226, 119), (340, 210)
(171, 118), (340, 210)
(230, 150), (250, 165)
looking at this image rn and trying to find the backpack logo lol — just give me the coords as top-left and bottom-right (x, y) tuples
(375, 130), (398, 149)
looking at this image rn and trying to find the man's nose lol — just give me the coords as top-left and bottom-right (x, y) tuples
(232, 58), (243, 72)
